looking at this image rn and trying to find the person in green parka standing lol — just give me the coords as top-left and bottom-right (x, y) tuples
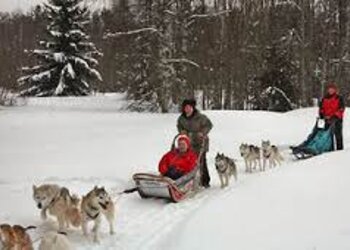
(177, 99), (213, 188)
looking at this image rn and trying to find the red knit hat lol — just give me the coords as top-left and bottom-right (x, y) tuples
(177, 134), (191, 148)
(327, 82), (338, 91)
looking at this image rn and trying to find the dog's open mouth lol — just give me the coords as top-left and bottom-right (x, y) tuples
(99, 202), (108, 210)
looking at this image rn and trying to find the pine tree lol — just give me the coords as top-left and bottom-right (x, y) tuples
(259, 44), (298, 112)
(111, 0), (177, 113)
(18, 0), (102, 96)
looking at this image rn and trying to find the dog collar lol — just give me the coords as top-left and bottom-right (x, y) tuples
(263, 149), (271, 158)
(88, 203), (99, 211)
(47, 194), (60, 209)
(216, 163), (228, 173)
(86, 210), (100, 220)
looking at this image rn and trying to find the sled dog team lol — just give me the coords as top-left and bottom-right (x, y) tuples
(215, 140), (284, 189)
(239, 140), (284, 173)
(0, 185), (115, 249)
(0, 98), (285, 249)
(1, 143), (282, 250)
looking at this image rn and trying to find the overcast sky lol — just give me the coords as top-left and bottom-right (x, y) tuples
(0, 0), (44, 13)
(0, 0), (112, 13)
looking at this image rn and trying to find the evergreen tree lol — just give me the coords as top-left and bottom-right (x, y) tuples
(111, 0), (177, 113)
(18, 0), (102, 96)
(259, 44), (298, 112)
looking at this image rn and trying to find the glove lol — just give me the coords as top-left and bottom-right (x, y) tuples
(165, 166), (183, 179)
(330, 116), (339, 123)
(325, 116), (338, 124)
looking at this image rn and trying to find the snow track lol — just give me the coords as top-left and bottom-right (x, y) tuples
(25, 180), (217, 250)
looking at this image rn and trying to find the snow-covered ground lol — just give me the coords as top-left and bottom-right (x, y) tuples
(0, 95), (349, 249)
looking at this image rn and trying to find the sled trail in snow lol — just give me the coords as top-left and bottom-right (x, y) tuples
(72, 187), (217, 250)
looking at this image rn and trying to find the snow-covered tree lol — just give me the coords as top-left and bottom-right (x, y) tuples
(18, 0), (102, 96)
(108, 1), (178, 113)
(259, 44), (298, 112)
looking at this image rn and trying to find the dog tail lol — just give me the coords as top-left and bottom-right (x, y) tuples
(12, 225), (36, 232)
(60, 188), (80, 207)
(25, 226), (37, 231)
(60, 187), (71, 202)
(70, 194), (80, 207)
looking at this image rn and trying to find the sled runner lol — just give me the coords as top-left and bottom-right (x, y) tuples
(132, 135), (204, 203)
(291, 118), (334, 160)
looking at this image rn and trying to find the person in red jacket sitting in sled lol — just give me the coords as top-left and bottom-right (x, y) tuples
(158, 135), (198, 180)
(319, 82), (345, 150)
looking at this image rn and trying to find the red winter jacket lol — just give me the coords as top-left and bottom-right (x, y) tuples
(319, 94), (345, 119)
(158, 149), (198, 175)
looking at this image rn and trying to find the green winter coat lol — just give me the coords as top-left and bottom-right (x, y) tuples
(177, 110), (213, 153)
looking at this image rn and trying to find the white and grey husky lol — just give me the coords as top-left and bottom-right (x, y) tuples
(215, 153), (237, 188)
(261, 140), (284, 170)
(239, 143), (262, 172)
(33, 184), (81, 232)
(81, 186), (115, 243)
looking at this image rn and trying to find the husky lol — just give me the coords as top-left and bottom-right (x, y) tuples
(215, 153), (237, 188)
(0, 224), (35, 250)
(39, 231), (74, 250)
(81, 186), (115, 243)
(239, 143), (262, 172)
(261, 140), (284, 170)
(33, 184), (82, 232)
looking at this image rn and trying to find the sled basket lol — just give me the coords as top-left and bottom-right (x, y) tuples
(132, 170), (198, 202)
(291, 118), (334, 160)
(132, 134), (204, 202)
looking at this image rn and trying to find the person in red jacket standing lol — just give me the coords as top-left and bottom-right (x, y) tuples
(319, 82), (345, 150)
(158, 135), (198, 180)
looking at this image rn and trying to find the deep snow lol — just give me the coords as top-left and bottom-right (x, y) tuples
(0, 95), (349, 249)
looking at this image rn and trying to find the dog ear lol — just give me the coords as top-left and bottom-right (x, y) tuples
(94, 186), (98, 191)
(32, 185), (37, 192)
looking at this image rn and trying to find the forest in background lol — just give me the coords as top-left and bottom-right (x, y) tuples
(1, 0), (350, 112)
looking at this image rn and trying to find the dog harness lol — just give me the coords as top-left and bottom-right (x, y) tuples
(263, 149), (271, 158)
(47, 193), (61, 209)
(216, 163), (229, 174)
(86, 204), (100, 220)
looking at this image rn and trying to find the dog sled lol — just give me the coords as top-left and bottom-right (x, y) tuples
(291, 118), (334, 160)
(131, 135), (204, 203)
